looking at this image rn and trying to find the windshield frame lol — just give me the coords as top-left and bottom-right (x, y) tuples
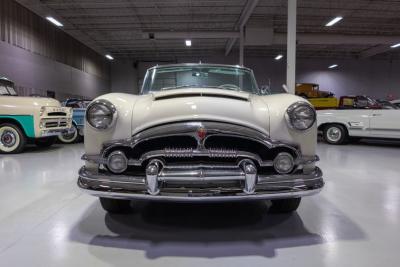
(0, 81), (17, 96)
(140, 64), (260, 95)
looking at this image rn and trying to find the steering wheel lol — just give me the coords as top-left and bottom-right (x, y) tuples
(218, 84), (240, 90)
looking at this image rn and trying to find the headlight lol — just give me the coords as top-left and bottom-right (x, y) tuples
(86, 99), (117, 130)
(286, 102), (316, 130)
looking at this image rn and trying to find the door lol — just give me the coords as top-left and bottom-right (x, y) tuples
(369, 110), (400, 138)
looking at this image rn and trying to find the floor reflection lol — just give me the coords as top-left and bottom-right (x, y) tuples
(70, 199), (364, 259)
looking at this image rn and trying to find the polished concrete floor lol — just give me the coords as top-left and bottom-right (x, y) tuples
(0, 141), (400, 267)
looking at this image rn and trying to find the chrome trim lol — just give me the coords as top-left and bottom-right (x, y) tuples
(146, 160), (162, 195)
(85, 99), (117, 130)
(106, 150), (128, 174)
(78, 166), (323, 202)
(101, 121), (301, 159)
(82, 151), (319, 168)
(273, 152), (294, 174)
(285, 101), (316, 131)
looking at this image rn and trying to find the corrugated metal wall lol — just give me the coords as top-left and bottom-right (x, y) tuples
(0, 0), (109, 79)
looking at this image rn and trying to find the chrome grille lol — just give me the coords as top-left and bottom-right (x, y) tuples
(100, 121), (300, 169)
(47, 112), (67, 116)
(45, 119), (68, 128)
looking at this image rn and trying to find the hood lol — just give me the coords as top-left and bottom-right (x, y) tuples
(0, 95), (61, 107)
(131, 88), (270, 135)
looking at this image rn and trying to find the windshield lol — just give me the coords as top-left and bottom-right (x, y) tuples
(141, 65), (259, 94)
(0, 84), (17, 96)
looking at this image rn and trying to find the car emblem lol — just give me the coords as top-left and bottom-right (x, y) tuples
(197, 127), (207, 140)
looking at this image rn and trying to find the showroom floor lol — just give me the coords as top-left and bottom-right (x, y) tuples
(0, 141), (399, 267)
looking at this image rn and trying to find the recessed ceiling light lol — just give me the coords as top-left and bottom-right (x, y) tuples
(275, 54), (283, 60)
(328, 64), (338, 69)
(46, 17), (63, 27)
(390, 43), (400, 48)
(105, 54), (114, 60)
(325, 16), (343, 27)
(185, 40), (192, 47)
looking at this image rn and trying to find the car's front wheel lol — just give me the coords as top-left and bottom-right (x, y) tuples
(58, 125), (79, 144)
(323, 124), (348, 145)
(99, 197), (132, 213)
(269, 198), (301, 213)
(34, 136), (57, 148)
(0, 123), (27, 154)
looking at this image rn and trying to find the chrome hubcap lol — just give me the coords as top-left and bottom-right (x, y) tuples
(1, 130), (17, 147)
(62, 127), (77, 140)
(327, 127), (341, 142)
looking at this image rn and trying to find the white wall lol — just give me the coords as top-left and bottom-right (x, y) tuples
(110, 54), (400, 100)
(0, 40), (110, 100)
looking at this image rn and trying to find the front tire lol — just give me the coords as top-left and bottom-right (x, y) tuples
(0, 123), (27, 154)
(34, 136), (57, 148)
(99, 197), (132, 213)
(58, 125), (79, 144)
(269, 198), (301, 213)
(323, 124), (348, 145)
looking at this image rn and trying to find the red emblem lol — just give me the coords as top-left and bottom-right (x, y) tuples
(197, 127), (207, 140)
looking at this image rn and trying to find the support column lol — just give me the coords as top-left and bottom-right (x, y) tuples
(239, 26), (244, 66)
(286, 0), (297, 94)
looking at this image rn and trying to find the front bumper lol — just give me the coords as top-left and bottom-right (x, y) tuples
(78, 166), (324, 202)
(40, 127), (75, 137)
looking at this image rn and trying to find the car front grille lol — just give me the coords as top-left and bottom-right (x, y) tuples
(99, 122), (300, 176)
(44, 119), (68, 128)
(47, 112), (67, 116)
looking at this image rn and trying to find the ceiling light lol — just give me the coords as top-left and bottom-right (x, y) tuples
(390, 43), (400, 48)
(105, 54), (114, 60)
(325, 16), (343, 27)
(46, 17), (63, 27)
(275, 54), (283, 60)
(185, 40), (192, 47)
(328, 64), (338, 69)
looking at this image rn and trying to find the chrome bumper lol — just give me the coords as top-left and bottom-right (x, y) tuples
(40, 127), (74, 137)
(78, 166), (324, 202)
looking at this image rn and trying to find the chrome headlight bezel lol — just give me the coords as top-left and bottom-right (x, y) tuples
(86, 99), (117, 130)
(285, 102), (316, 131)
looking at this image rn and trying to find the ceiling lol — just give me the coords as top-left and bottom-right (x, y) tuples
(16, 0), (400, 60)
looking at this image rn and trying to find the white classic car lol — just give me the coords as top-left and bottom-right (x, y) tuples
(317, 95), (400, 144)
(78, 64), (324, 213)
(0, 77), (73, 153)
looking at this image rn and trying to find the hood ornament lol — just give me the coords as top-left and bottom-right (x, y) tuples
(197, 126), (207, 140)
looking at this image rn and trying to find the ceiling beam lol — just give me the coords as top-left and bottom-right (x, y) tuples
(144, 31), (240, 39)
(273, 33), (400, 46)
(225, 0), (260, 56)
(15, 0), (107, 56)
(359, 44), (394, 58)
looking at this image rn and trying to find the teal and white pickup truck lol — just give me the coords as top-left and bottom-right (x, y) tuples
(0, 77), (73, 153)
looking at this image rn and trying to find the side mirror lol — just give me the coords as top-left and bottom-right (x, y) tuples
(282, 84), (289, 93)
(260, 85), (270, 95)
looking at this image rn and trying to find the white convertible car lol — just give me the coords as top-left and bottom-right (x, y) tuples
(318, 96), (400, 144)
(78, 63), (324, 213)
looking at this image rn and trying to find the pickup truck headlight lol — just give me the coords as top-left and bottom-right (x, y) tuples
(86, 99), (117, 130)
(286, 102), (316, 130)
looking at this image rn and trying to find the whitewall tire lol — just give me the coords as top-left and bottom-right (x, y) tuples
(0, 123), (26, 154)
(323, 124), (348, 145)
(58, 124), (79, 144)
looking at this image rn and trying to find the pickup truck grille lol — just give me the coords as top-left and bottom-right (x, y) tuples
(47, 112), (67, 116)
(45, 119), (68, 128)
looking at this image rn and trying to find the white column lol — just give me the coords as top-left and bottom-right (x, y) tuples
(239, 26), (244, 66)
(286, 0), (297, 94)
